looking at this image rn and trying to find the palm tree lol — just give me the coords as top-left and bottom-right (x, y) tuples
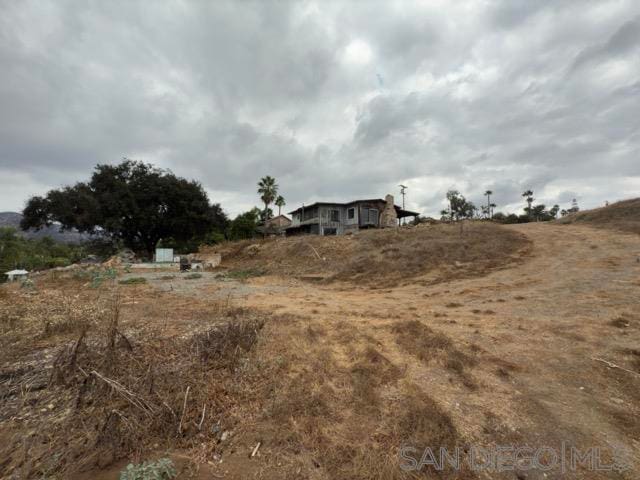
(275, 195), (286, 216)
(257, 176), (278, 221)
(484, 190), (493, 219)
(522, 189), (534, 219)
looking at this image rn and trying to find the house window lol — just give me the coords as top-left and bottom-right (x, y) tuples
(330, 209), (340, 222)
(347, 208), (355, 219)
(302, 207), (318, 221)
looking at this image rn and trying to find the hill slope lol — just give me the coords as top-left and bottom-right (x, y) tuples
(555, 198), (640, 234)
(206, 222), (531, 286)
(0, 212), (94, 244)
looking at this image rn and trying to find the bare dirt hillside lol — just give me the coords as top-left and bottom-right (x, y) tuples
(1, 222), (638, 479)
(555, 197), (640, 234)
(205, 222), (530, 286)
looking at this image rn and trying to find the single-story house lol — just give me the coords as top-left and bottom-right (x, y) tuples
(257, 214), (292, 236)
(286, 194), (419, 236)
(5, 269), (29, 282)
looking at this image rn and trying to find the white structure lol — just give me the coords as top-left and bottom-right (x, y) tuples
(155, 248), (174, 263)
(5, 269), (29, 282)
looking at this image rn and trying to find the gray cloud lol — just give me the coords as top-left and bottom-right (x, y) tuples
(571, 16), (640, 72)
(1, 0), (639, 219)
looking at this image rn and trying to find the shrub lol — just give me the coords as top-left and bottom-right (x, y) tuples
(91, 268), (117, 288)
(119, 458), (177, 480)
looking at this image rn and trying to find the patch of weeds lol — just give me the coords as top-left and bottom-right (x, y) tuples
(350, 346), (401, 407)
(118, 277), (147, 285)
(392, 320), (452, 362)
(191, 317), (265, 369)
(393, 320), (477, 388)
(444, 349), (476, 379)
(267, 380), (333, 424)
(619, 348), (640, 372)
(225, 268), (264, 281)
(396, 388), (468, 469)
(120, 457), (177, 480)
(184, 273), (202, 280)
(610, 313), (634, 328)
(159, 275), (175, 280)
(72, 269), (92, 281)
(305, 324), (326, 341)
(445, 302), (463, 308)
(91, 268), (117, 288)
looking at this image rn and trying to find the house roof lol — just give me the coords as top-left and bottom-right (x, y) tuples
(5, 269), (28, 275)
(288, 199), (419, 218)
(288, 199), (387, 215)
(266, 214), (292, 223)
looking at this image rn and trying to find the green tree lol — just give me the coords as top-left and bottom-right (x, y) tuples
(258, 207), (274, 223)
(228, 208), (261, 240)
(446, 190), (476, 221)
(275, 195), (286, 216)
(21, 160), (226, 257)
(0, 227), (86, 279)
(257, 176), (278, 222)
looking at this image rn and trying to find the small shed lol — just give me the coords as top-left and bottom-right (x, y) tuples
(155, 248), (174, 263)
(5, 269), (29, 282)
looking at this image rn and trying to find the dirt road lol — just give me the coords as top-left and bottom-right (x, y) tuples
(231, 223), (640, 478)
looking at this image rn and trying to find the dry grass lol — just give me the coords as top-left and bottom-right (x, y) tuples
(0, 281), (270, 478)
(555, 197), (640, 234)
(204, 222), (529, 286)
(392, 320), (477, 389)
(191, 317), (264, 368)
(350, 346), (402, 407)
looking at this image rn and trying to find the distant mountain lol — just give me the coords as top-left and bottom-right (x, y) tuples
(0, 212), (96, 244)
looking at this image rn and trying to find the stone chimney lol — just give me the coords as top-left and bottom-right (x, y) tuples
(380, 194), (398, 228)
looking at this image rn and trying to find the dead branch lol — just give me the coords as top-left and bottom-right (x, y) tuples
(88, 369), (156, 416)
(308, 244), (323, 261)
(178, 385), (191, 435)
(251, 441), (261, 458)
(592, 357), (640, 377)
(198, 403), (206, 431)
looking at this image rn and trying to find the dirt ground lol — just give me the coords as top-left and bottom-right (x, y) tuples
(219, 222), (640, 479)
(1, 222), (639, 479)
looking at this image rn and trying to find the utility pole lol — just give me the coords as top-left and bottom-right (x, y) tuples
(399, 184), (407, 225)
(484, 190), (493, 220)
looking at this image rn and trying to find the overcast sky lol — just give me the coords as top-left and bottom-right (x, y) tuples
(1, 0), (639, 218)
